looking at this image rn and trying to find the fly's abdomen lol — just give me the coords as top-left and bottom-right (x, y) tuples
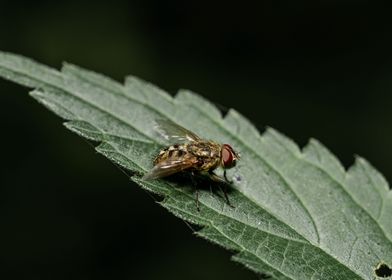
(154, 144), (188, 165)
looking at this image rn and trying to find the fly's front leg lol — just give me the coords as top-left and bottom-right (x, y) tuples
(208, 170), (233, 185)
(223, 170), (233, 184)
(207, 171), (235, 208)
(207, 171), (226, 184)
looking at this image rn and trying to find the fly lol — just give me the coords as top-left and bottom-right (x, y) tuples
(142, 119), (240, 210)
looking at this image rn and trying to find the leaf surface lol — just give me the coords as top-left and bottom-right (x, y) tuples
(1, 51), (391, 280)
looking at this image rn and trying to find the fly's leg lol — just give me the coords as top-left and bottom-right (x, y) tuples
(207, 171), (225, 184)
(207, 171), (235, 208)
(220, 183), (234, 208)
(190, 172), (200, 211)
(223, 170), (233, 184)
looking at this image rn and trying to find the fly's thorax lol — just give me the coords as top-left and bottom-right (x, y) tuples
(187, 141), (221, 158)
(186, 141), (221, 171)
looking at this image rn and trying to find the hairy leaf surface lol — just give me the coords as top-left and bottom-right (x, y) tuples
(1, 51), (391, 280)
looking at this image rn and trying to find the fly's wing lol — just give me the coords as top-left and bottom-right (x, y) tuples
(154, 119), (201, 143)
(142, 157), (198, 180)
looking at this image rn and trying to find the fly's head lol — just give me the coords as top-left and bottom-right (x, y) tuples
(221, 144), (240, 169)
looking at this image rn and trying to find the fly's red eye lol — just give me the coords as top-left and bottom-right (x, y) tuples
(222, 144), (234, 167)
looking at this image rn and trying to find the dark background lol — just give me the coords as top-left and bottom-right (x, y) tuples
(1, 1), (392, 279)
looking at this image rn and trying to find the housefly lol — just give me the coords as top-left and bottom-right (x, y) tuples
(143, 119), (240, 210)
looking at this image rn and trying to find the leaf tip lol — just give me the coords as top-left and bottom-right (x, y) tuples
(264, 126), (301, 155)
(63, 120), (104, 141)
(351, 154), (373, 172)
(29, 89), (76, 120)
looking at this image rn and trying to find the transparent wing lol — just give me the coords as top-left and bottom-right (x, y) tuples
(142, 158), (198, 180)
(154, 119), (201, 143)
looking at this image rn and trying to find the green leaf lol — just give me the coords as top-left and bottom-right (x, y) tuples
(1, 51), (391, 280)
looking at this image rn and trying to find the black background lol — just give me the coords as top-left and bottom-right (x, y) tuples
(1, 1), (392, 279)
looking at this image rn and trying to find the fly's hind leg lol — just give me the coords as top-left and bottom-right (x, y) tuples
(207, 171), (235, 208)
